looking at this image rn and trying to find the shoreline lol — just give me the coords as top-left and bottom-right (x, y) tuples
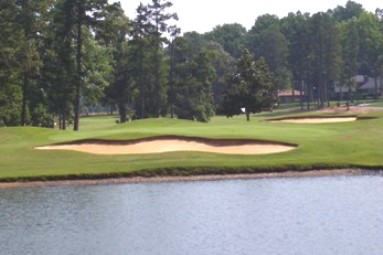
(0, 169), (380, 189)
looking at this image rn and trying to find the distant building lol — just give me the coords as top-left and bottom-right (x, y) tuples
(358, 77), (382, 95)
(334, 75), (382, 98)
(278, 89), (304, 103)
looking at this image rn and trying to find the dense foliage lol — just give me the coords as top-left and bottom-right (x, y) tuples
(1, 0), (383, 128)
(221, 49), (276, 121)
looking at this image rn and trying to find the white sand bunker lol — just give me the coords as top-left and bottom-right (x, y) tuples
(36, 137), (296, 155)
(270, 116), (357, 124)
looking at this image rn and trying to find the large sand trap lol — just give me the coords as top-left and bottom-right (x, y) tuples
(269, 116), (357, 124)
(36, 137), (296, 155)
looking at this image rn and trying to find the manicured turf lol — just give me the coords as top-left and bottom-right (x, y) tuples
(368, 102), (383, 107)
(1, 109), (383, 181)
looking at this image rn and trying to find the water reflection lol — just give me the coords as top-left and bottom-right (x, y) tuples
(1, 174), (383, 255)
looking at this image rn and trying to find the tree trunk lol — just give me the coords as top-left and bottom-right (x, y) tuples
(348, 81), (353, 106)
(118, 102), (127, 123)
(74, 0), (84, 131)
(300, 80), (304, 111)
(139, 40), (145, 119)
(306, 83), (310, 110)
(169, 40), (174, 118)
(60, 106), (67, 130)
(62, 111), (66, 130)
(245, 109), (250, 121)
(21, 75), (28, 126)
(374, 77), (378, 99)
(58, 113), (62, 130)
(319, 78), (325, 109)
(326, 81), (330, 108)
(154, 31), (161, 117)
(340, 84), (343, 102)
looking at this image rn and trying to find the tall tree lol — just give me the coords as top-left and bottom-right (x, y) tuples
(204, 23), (247, 58)
(131, 3), (153, 119)
(15, 0), (53, 126)
(99, 4), (133, 123)
(172, 32), (235, 109)
(0, 0), (23, 126)
(221, 49), (276, 121)
(81, 29), (112, 113)
(281, 12), (311, 109)
(172, 37), (215, 122)
(339, 18), (360, 102)
(247, 15), (292, 93)
(204, 41), (235, 107)
(356, 12), (383, 97)
(45, 0), (112, 129)
(168, 24), (181, 118)
(44, 0), (76, 130)
(145, 0), (178, 117)
(72, 0), (111, 131)
(307, 13), (342, 108)
(330, 0), (365, 22)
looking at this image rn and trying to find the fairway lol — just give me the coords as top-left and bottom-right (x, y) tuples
(1, 108), (383, 182)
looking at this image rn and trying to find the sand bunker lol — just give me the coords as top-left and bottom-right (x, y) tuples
(36, 137), (296, 155)
(269, 116), (357, 124)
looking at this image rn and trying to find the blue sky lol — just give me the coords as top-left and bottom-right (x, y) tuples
(112, 0), (382, 33)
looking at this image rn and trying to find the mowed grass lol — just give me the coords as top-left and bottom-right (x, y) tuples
(1, 109), (383, 181)
(368, 101), (383, 107)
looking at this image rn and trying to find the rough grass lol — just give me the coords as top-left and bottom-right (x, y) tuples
(1, 109), (383, 182)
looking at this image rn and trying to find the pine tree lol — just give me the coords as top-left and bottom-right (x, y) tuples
(247, 15), (292, 93)
(44, 0), (76, 130)
(131, 3), (153, 119)
(280, 12), (311, 109)
(73, 0), (111, 131)
(0, 0), (23, 126)
(16, 0), (53, 126)
(100, 4), (133, 123)
(172, 40), (215, 122)
(146, 0), (178, 117)
(308, 13), (342, 108)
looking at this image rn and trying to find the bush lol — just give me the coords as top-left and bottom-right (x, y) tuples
(31, 104), (54, 128)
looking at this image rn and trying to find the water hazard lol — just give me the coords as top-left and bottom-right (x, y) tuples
(1, 174), (383, 255)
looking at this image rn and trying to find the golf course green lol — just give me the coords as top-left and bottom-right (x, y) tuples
(1, 107), (382, 182)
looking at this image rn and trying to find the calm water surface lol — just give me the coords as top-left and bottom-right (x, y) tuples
(1, 174), (383, 255)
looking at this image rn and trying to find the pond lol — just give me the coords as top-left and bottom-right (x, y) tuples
(1, 174), (383, 255)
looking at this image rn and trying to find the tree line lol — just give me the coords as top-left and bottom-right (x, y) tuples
(1, 0), (382, 129)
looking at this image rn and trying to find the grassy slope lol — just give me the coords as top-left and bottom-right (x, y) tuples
(1, 110), (383, 181)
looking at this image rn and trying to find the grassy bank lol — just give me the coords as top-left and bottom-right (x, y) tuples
(1, 109), (383, 182)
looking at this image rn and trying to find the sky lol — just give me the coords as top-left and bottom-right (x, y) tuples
(111, 0), (382, 34)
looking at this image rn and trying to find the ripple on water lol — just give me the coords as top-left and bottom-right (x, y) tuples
(1, 174), (383, 255)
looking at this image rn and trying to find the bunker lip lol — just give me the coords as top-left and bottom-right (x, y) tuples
(266, 115), (361, 124)
(35, 135), (297, 155)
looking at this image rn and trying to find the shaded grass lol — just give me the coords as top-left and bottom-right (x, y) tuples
(1, 110), (383, 182)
